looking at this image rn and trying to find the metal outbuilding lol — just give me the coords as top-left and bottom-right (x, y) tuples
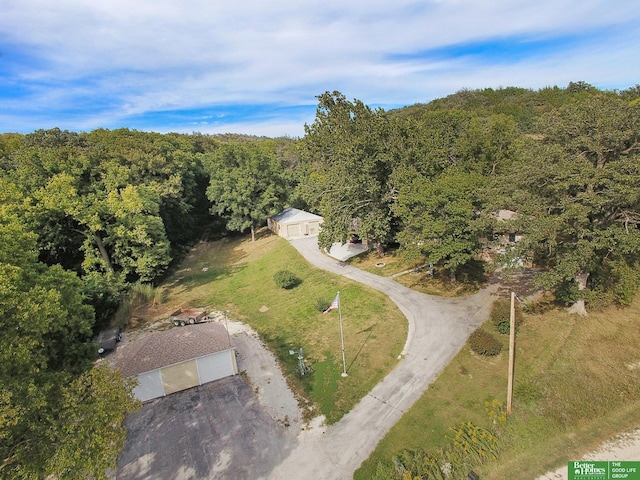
(113, 322), (237, 402)
(268, 207), (323, 240)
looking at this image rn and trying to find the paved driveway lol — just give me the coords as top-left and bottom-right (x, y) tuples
(117, 376), (298, 480)
(266, 237), (499, 479)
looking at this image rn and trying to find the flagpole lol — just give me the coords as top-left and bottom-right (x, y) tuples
(338, 292), (348, 377)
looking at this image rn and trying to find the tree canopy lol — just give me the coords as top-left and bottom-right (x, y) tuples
(299, 86), (640, 310)
(298, 91), (396, 254)
(503, 94), (640, 313)
(0, 213), (139, 478)
(203, 140), (289, 241)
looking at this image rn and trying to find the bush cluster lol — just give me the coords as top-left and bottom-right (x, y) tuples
(273, 270), (300, 289)
(469, 328), (502, 356)
(373, 421), (499, 480)
(490, 298), (522, 334)
(315, 298), (330, 312)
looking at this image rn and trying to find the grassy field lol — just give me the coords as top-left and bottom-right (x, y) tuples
(355, 294), (640, 479)
(131, 230), (407, 424)
(348, 248), (487, 297)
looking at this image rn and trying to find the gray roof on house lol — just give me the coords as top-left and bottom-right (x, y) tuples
(271, 207), (323, 224)
(113, 322), (232, 377)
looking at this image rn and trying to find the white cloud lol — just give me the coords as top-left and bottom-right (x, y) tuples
(1, 0), (638, 135)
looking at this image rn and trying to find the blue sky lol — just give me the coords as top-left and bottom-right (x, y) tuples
(1, 0), (638, 137)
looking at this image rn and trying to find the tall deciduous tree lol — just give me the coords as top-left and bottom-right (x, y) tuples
(298, 91), (395, 254)
(203, 141), (288, 241)
(393, 166), (487, 281)
(506, 94), (640, 314)
(5, 129), (207, 279)
(0, 213), (139, 478)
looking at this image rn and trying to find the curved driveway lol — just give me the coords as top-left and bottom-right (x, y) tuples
(266, 237), (499, 480)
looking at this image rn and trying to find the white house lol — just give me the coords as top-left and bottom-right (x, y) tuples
(268, 207), (323, 240)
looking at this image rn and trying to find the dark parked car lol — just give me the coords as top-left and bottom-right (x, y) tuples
(97, 327), (122, 355)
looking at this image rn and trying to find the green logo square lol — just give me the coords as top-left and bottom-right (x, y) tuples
(568, 461), (640, 480)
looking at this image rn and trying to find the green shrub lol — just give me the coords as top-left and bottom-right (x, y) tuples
(273, 270), (300, 289)
(315, 298), (330, 312)
(491, 298), (523, 334)
(469, 328), (502, 356)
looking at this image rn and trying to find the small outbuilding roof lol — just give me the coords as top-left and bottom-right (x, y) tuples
(494, 209), (519, 221)
(113, 322), (231, 377)
(271, 207), (323, 224)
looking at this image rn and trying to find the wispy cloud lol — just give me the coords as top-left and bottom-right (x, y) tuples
(1, 0), (638, 136)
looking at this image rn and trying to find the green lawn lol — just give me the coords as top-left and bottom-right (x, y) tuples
(355, 295), (640, 479)
(156, 231), (407, 424)
(348, 248), (487, 297)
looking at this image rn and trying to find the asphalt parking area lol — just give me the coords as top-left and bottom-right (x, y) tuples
(116, 375), (299, 480)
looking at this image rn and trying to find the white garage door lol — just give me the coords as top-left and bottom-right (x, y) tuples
(286, 223), (301, 238)
(197, 351), (236, 384)
(131, 349), (238, 402)
(134, 370), (164, 402)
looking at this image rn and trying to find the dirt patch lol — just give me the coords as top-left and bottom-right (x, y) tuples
(127, 303), (175, 329)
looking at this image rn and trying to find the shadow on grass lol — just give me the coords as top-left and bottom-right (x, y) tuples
(160, 235), (252, 298)
(347, 324), (377, 374)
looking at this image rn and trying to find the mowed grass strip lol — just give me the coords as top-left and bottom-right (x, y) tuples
(356, 294), (640, 479)
(349, 248), (486, 297)
(160, 231), (407, 424)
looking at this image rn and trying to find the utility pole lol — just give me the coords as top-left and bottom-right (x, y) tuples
(507, 291), (516, 415)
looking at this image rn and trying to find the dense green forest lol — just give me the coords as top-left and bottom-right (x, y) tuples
(1, 82), (639, 477)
